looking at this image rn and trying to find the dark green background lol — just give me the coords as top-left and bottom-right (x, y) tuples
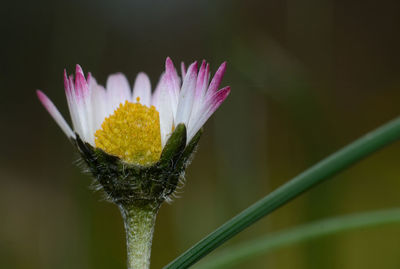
(1, 0), (400, 268)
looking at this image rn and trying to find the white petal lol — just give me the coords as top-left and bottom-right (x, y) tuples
(63, 70), (80, 136)
(133, 72), (151, 107)
(67, 73), (87, 140)
(152, 73), (175, 147)
(89, 75), (107, 144)
(181, 62), (186, 79)
(70, 65), (91, 142)
(175, 62), (198, 126)
(78, 67), (94, 144)
(205, 62), (227, 97)
(37, 90), (75, 139)
(157, 86), (174, 147)
(164, 57), (181, 117)
(188, 61), (209, 130)
(106, 73), (132, 115)
(151, 72), (165, 108)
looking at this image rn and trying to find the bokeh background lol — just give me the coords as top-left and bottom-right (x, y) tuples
(1, 0), (400, 268)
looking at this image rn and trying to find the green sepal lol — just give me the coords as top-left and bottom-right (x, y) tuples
(180, 128), (203, 167)
(163, 128), (203, 196)
(159, 123), (187, 166)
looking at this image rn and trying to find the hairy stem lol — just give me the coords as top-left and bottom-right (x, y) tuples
(119, 203), (159, 269)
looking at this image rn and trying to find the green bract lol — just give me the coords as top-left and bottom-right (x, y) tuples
(74, 124), (202, 208)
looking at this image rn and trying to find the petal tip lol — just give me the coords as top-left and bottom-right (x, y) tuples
(223, 85), (231, 95)
(63, 69), (70, 91)
(36, 90), (52, 109)
(36, 89), (46, 102)
(137, 71), (147, 78)
(165, 57), (176, 73)
(188, 61), (198, 74)
(181, 62), (187, 78)
(219, 61), (227, 72)
(75, 64), (84, 76)
(216, 86), (231, 102)
(199, 60), (206, 71)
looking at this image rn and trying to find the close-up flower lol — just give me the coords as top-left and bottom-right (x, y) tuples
(36, 57), (230, 269)
(4, 2), (399, 269)
(37, 57), (230, 166)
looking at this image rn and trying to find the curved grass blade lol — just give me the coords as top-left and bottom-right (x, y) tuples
(195, 208), (400, 269)
(163, 117), (400, 269)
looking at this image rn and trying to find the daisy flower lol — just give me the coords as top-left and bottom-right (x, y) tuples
(37, 57), (230, 166)
(37, 57), (230, 269)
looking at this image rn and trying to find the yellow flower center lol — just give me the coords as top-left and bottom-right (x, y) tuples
(94, 98), (162, 166)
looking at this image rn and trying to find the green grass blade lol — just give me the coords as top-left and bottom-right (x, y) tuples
(195, 208), (400, 269)
(164, 117), (400, 269)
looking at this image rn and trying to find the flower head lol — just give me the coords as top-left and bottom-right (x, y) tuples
(37, 57), (230, 205)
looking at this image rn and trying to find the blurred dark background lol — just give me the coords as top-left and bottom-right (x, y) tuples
(1, 0), (400, 268)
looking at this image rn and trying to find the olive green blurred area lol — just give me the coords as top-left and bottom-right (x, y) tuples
(1, 0), (400, 268)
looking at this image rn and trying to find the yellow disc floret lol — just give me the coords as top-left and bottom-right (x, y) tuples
(94, 99), (162, 166)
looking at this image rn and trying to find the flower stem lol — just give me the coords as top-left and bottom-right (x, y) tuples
(119, 202), (159, 269)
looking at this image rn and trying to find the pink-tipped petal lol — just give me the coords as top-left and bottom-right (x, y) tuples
(175, 61), (198, 126)
(90, 81), (107, 136)
(63, 69), (82, 137)
(74, 64), (89, 100)
(37, 90), (75, 138)
(68, 75), (75, 92)
(63, 69), (70, 94)
(166, 57), (179, 86)
(86, 72), (93, 86)
(133, 72), (152, 107)
(188, 61), (210, 126)
(75, 64), (84, 76)
(209, 86), (231, 107)
(155, 74), (174, 146)
(204, 63), (210, 86)
(165, 57), (180, 115)
(188, 86), (231, 141)
(181, 62), (186, 78)
(166, 57), (180, 80)
(166, 57), (175, 73)
(195, 60), (207, 95)
(206, 61), (227, 97)
(87, 72), (99, 94)
(195, 61), (210, 101)
(74, 65), (93, 142)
